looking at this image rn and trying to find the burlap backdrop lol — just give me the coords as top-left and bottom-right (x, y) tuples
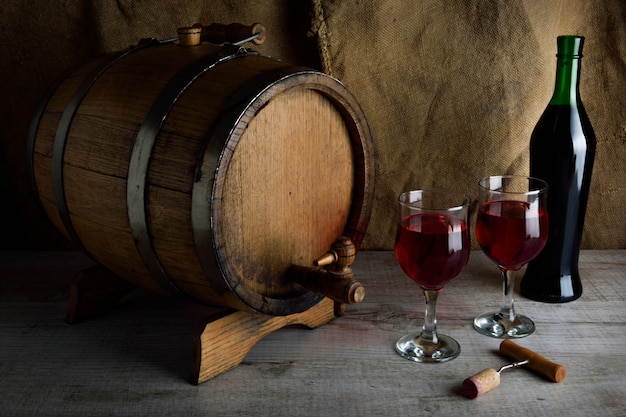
(310, 0), (626, 249)
(1, 0), (624, 250)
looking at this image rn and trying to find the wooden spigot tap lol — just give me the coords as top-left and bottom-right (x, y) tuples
(288, 236), (365, 317)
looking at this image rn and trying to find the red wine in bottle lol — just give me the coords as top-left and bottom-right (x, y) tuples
(521, 36), (596, 303)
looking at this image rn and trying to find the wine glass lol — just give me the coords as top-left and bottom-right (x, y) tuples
(473, 175), (548, 338)
(394, 189), (471, 363)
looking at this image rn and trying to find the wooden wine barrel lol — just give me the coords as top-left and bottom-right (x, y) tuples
(28, 39), (375, 315)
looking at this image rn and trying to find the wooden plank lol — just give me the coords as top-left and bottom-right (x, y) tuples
(0, 250), (624, 416)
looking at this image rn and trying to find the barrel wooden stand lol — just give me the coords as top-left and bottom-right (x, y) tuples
(65, 265), (336, 384)
(190, 298), (335, 385)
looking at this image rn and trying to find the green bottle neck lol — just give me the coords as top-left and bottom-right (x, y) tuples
(549, 36), (584, 106)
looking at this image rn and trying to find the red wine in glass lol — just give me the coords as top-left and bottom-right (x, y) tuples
(394, 190), (470, 363)
(476, 200), (548, 271)
(473, 176), (548, 339)
(396, 213), (470, 290)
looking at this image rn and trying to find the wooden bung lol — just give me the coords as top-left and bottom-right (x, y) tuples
(500, 340), (567, 383)
(177, 26), (202, 46)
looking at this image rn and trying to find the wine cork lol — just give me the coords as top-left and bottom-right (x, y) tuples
(462, 368), (501, 399)
(499, 340), (566, 382)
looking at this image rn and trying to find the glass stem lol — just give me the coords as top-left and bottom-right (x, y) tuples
(420, 289), (440, 345)
(499, 269), (517, 322)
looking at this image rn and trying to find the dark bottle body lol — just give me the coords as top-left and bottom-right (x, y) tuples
(521, 36), (596, 303)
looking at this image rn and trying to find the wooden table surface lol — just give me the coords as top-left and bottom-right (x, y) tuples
(1, 250), (625, 416)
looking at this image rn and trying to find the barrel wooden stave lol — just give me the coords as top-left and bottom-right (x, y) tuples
(32, 55), (114, 242)
(144, 53), (298, 307)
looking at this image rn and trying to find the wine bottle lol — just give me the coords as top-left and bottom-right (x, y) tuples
(521, 36), (596, 303)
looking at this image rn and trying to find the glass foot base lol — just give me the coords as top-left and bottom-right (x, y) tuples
(395, 332), (461, 363)
(473, 312), (535, 339)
